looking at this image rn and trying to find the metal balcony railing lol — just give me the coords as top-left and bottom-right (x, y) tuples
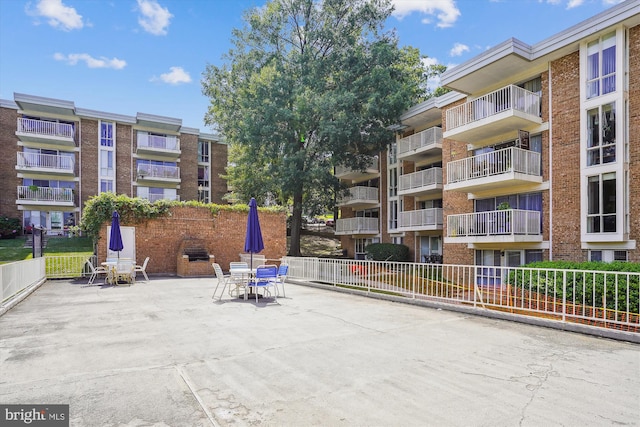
(398, 208), (443, 229)
(445, 85), (541, 131)
(137, 133), (180, 151)
(17, 117), (74, 139)
(16, 186), (74, 203)
(335, 217), (379, 235)
(399, 168), (443, 192)
(447, 147), (541, 184)
(16, 152), (75, 172)
(447, 209), (541, 237)
(338, 187), (379, 205)
(335, 157), (379, 177)
(144, 194), (180, 202)
(136, 164), (180, 180)
(397, 126), (442, 156)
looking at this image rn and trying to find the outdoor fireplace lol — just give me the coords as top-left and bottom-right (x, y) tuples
(176, 239), (215, 277)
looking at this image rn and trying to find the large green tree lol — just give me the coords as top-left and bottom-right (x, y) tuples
(202, 0), (425, 256)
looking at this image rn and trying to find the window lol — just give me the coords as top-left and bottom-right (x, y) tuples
(586, 32), (616, 99)
(587, 103), (616, 166)
(389, 167), (397, 197)
(100, 122), (114, 147)
(589, 250), (627, 262)
(198, 140), (209, 163)
(388, 200), (398, 230)
(99, 121), (115, 193)
(587, 173), (616, 233)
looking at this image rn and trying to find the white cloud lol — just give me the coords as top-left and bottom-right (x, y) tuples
(137, 0), (173, 35)
(449, 42), (470, 57)
(391, 0), (460, 28)
(151, 67), (192, 85)
(567, 0), (585, 8)
(28, 0), (84, 31)
(53, 53), (127, 69)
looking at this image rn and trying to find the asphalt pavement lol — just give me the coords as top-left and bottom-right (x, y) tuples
(1, 276), (638, 426)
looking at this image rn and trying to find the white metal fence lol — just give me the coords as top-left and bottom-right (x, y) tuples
(0, 258), (46, 303)
(281, 257), (639, 334)
(46, 254), (94, 279)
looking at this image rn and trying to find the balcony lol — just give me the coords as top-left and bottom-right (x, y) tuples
(443, 85), (541, 145)
(397, 127), (442, 162)
(16, 152), (75, 175)
(335, 217), (379, 236)
(397, 208), (443, 232)
(335, 158), (379, 183)
(337, 186), (379, 209)
(136, 133), (181, 157)
(142, 194), (180, 202)
(136, 164), (180, 183)
(445, 209), (542, 244)
(398, 167), (443, 197)
(16, 118), (75, 147)
(16, 186), (74, 206)
(445, 147), (541, 192)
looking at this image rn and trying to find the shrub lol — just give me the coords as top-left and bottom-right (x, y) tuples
(0, 216), (20, 239)
(508, 260), (640, 314)
(365, 243), (409, 262)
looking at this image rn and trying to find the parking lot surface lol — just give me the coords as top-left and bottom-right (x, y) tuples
(1, 277), (638, 426)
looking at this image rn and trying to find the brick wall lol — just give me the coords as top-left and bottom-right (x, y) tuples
(0, 106), (20, 221)
(115, 123), (133, 196)
(97, 206), (287, 275)
(179, 133), (199, 202)
(550, 51), (583, 261)
(79, 118), (99, 207)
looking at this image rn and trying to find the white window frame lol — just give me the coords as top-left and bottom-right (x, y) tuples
(99, 120), (116, 193)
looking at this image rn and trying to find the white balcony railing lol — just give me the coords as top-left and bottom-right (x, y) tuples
(136, 164), (180, 180)
(338, 186), (378, 205)
(335, 157), (379, 178)
(445, 85), (541, 131)
(447, 147), (541, 184)
(16, 186), (74, 203)
(17, 117), (74, 139)
(397, 127), (442, 156)
(16, 152), (75, 173)
(398, 208), (443, 229)
(144, 193), (180, 202)
(335, 217), (379, 235)
(137, 133), (180, 151)
(447, 209), (541, 237)
(399, 168), (443, 192)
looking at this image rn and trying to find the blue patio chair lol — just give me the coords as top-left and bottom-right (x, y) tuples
(248, 265), (278, 303)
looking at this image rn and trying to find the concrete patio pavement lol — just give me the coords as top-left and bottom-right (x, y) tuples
(0, 276), (638, 426)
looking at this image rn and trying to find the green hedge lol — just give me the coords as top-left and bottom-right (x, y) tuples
(365, 243), (409, 262)
(508, 261), (640, 314)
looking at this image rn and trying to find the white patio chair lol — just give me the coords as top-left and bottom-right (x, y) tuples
(115, 260), (135, 285)
(212, 263), (231, 300)
(86, 259), (108, 285)
(229, 262), (249, 298)
(134, 257), (150, 282)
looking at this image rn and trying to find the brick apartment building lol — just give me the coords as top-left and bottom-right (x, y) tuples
(337, 0), (639, 268)
(0, 93), (227, 236)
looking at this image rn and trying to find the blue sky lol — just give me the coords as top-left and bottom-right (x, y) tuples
(0, 0), (625, 132)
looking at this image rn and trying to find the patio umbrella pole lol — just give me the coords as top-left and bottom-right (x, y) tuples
(244, 198), (264, 298)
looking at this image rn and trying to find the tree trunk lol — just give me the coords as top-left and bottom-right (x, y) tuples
(288, 188), (303, 256)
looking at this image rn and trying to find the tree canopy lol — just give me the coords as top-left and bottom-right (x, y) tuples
(202, 0), (427, 255)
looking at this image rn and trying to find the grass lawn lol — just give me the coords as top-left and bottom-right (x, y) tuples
(0, 236), (93, 264)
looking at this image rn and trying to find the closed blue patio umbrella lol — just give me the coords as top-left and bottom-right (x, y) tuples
(244, 198), (264, 269)
(109, 211), (124, 259)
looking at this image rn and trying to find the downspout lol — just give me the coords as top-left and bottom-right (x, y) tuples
(548, 62), (553, 260)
